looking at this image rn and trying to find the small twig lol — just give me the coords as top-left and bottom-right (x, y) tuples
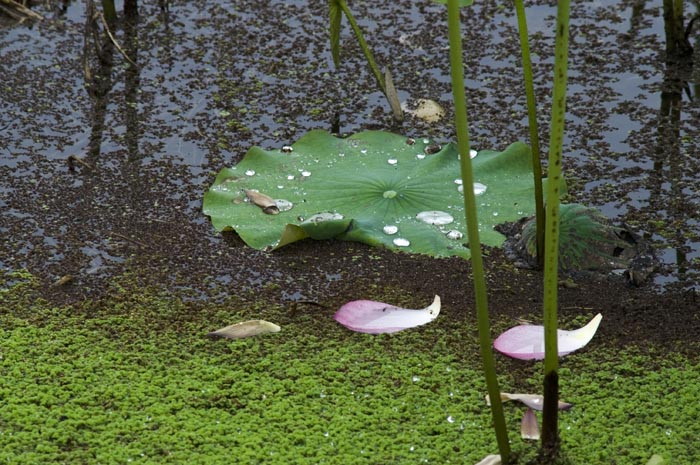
(96, 9), (137, 68)
(111, 232), (148, 248)
(0, 0), (44, 21)
(50, 275), (75, 287)
(67, 154), (94, 171)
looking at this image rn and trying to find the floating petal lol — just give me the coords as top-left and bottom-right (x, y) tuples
(521, 408), (540, 440)
(209, 320), (281, 339)
(475, 455), (501, 465)
(487, 393), (573, 411)
(334, 296), (440, 334)
(494, 314), (603, 360)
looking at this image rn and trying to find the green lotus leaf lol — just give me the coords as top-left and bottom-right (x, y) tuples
(204, 130), (559, 259)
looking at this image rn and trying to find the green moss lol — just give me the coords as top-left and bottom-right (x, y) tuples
(0, 270), (697, 464)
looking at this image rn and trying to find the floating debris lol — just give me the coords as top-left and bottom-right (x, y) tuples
(208, 320), (281, 339)
(243, 189), (279, 215)
(50, 275), (75, 287)
(401, 98), (446, 123)
(424, 143), (442, 155)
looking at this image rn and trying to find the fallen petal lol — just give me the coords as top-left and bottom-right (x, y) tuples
(485, 393), (573, 411)
(493, 313), (602, 360)
(334, 295), (440, 334)
(475, 455), (501, 465)
(521, 408), (540, 440)
(209, 320), (281, 339)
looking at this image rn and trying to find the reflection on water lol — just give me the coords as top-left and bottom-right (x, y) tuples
(0, 0), (698, 290)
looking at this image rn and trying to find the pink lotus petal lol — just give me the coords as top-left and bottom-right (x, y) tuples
(485, 393), (573, 411)
(334, 296), (440, 334)
(521, 407), (540, 440)
(494, 313), (602, 360)
(475, 455), (501, 465)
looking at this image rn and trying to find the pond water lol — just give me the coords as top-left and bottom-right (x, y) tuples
(1, 0), (698, 290)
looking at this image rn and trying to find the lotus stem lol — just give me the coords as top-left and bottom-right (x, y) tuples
(541, 0), (571, 457)
(514, 0), (545, 268)
(446, 0), (511, 462)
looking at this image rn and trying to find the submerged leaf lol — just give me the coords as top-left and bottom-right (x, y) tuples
(521, 408), (540, 440)
(334, 295), (440, 334)
(209, 320), (281, 339)
(204, 130), (559, 259)
(493, 314), (602, 360)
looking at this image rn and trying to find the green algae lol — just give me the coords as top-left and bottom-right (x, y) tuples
(1, 271), (698, 464)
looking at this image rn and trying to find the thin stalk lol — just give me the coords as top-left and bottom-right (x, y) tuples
(337, 0), (386, 94)
(446, 1), (510, 462)
(101, 0), (116, 24)
(513, 0), (545, 268)
(541, 0), (571, 458)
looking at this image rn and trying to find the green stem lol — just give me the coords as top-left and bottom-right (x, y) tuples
(337, 0), (386, 94)
(541, 0), (571, 456)
(513, 0), (545, 268)
(101, 0), (117, 24)
(446, 1), (510, 462)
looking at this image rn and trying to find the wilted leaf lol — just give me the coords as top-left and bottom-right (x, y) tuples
(209, 320), (281, 339)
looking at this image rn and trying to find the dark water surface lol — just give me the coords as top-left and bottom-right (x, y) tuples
(1, 0), (698, 291)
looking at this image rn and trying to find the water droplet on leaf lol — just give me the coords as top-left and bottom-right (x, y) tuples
(445, 230), (463, 240)
(473, 183), (487, 195)
(416, 210), (454, 226)
(245, 169), (255, 176)
(305, 212), (344, 222)
(301, 170), (311, 177)
(383, 190), (398, 199)
(393, 238), (410, 247)
(383, 225), (399, 235)
(387, 158), (398, 165)
(275, 199), (293, 212)
(281, 145), (293, 153)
